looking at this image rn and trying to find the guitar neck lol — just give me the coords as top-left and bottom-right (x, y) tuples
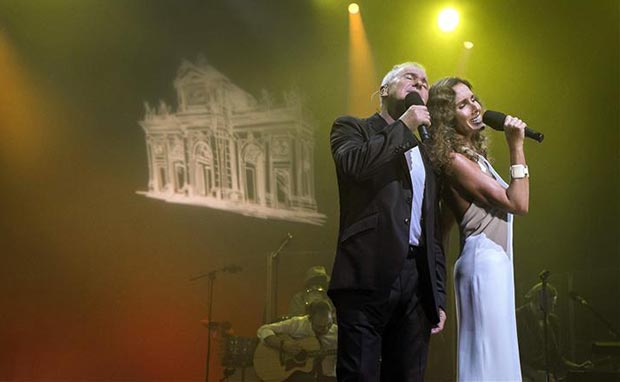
(307, 348), (337, 358)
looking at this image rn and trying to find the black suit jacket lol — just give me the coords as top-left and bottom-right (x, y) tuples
(328, 113), (446, 323)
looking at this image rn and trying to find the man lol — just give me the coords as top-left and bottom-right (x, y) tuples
(328, 62), (447, 381)
(256, 300), (337, 381)
(516, 283), (592, 381)
(288, 265), (334, 317)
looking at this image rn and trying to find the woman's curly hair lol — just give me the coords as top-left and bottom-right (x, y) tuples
(426, 77), (489, 176)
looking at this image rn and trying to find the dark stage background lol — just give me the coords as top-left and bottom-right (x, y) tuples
(0, 0), (618, 380)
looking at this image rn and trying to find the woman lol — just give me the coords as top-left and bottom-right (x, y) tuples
(426, 77), (529, 381)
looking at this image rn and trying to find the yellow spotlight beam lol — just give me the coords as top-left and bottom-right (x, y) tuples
(347, 3), (377, 116)
(0, 30), (52, 170)
(456, 41), (474, 77)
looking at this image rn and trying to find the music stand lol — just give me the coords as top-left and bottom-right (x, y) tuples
(220, 336), (258, 382)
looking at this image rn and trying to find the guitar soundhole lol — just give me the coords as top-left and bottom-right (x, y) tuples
(294, 350), (308, 363)
(284, 351), (308, 370)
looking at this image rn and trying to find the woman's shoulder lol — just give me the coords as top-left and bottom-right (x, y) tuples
(447, 152), (478, 172)
(446, 151), (495, 186)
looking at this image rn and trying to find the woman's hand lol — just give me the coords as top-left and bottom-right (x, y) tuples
(503, 115), (527, 149)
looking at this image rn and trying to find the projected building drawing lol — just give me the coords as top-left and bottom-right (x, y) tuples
(138, 58), (325, 225)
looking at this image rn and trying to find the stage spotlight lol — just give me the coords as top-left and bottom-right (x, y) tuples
(463, 41), (474, 49)
(438, 7), (459, 32)
(348, 3), (359, 14)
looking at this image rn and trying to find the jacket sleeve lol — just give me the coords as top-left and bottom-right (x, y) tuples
(434, 242), (447, 311)
(330, 116), (416, 182)
(433, 198), (448, 311)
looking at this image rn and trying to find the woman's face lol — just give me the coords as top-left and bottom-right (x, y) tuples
(452, 82), (484, 136)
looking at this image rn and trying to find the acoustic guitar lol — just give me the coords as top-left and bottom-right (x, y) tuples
(253, 336), (336, 382)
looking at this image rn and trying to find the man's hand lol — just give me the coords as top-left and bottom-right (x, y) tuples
(399, 104), (430, 132)
(281, 339), (303, 355)
(575, 360), (594, 370)
(431, 309), (447, 334)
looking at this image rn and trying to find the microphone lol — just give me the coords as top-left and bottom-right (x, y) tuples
(280, 233), (293, 247)
(482, 110), (544, 143)
(404, 92), (430, 142)
(569, 291), (588, 305)
(222, 265), (243, 273)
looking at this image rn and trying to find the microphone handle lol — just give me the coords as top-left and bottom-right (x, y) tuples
(418, 125), (430, 142)
(525, 127), (544, 143)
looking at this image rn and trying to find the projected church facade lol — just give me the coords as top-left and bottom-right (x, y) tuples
(139, 59), (325, 225)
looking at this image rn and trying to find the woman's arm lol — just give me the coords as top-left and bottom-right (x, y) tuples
(448, 116), (529, 215)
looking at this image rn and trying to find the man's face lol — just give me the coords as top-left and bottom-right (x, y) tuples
(311, 312), (333, 336)
(383, 66), (429, 104)
(306, 276), (328, 292)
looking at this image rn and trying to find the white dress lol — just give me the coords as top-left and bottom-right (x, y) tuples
(454, 155), (522, 382)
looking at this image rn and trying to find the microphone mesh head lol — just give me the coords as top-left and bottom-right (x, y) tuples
(405, 92), (424, 108)
(482, 110), (507, 131)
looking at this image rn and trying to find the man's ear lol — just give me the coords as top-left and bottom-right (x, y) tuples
(379, 85), (388, 97)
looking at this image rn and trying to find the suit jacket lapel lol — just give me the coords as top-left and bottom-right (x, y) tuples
(419, 143), (436, 221)
(399, 133), (421, 188)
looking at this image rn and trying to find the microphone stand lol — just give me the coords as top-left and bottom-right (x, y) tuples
(265, 233), (292, 323)
(539, 270), (551, 382)
(191, 267), (237, 382)
(573, 296), (620, 340)
(206, 271), (216, 382)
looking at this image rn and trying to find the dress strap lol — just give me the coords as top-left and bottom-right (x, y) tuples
(476, 154), (508, 188)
